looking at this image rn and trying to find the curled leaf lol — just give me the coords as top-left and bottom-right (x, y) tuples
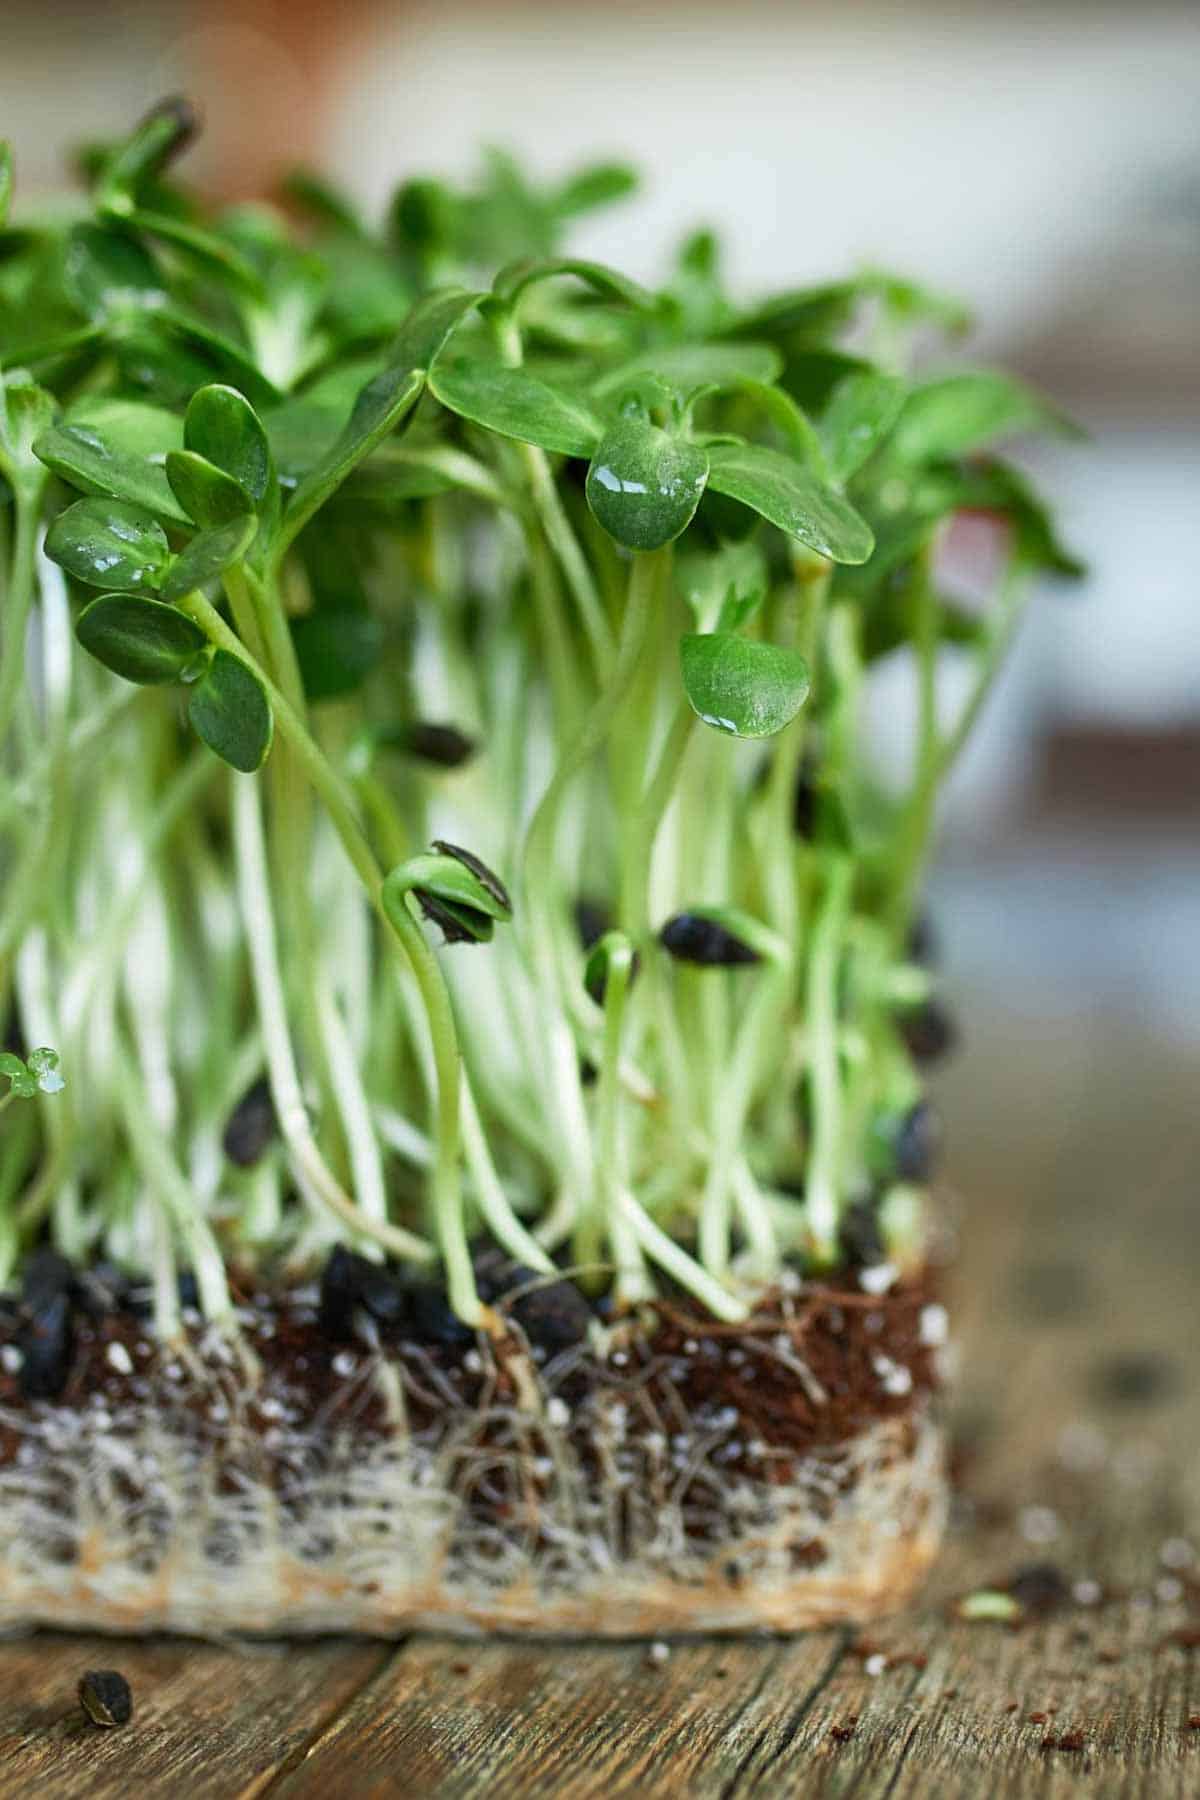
(492, 256), (655, 312)
(383, 843), (512, 946)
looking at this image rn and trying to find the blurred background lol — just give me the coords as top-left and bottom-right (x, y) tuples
(3, 0), (1199, 1059)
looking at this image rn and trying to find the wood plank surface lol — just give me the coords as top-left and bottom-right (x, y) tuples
(0, 1003), (1196, 1798)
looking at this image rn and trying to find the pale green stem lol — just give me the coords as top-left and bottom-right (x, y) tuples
(113, 1056), (233, 1326)
(699, 967), (790, 1276)
(521, 549), (667, 1209)
(616, 1187), (748, 1323)
(805, 856), (853, 1259)
(230, 768), (434, 1265)
(0, 486), (41, 755)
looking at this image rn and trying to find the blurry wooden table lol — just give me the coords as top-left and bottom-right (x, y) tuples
(1, 1007), (1196, 1797)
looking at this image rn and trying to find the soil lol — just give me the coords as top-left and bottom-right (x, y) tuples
(0, 1258), (942, 1515)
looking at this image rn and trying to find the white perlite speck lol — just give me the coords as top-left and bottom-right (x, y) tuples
(858, 1264), (898, 1296)
(1072, 1578), (1102, 1606)
(0, 1345), (23, 1374)
(545, 1397), (570, 1428)
(1018, 1505), (1059, 1545)
(1160, 1537), (1195, 1570)
(918, 1304), (948, 1348)
(863, 1652), (887, 1676)
(872, 1354), (913, 1398)
(105, 1342), (134, 1376)
(647, 1640), (671, 1665)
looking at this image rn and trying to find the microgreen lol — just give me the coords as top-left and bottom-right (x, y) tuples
(0, 104), (1081, 1335)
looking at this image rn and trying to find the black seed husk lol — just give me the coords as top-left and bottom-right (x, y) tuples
(319, 1246), (407, 1339)
(907, 909), (940, 968)
(430, 840), (511, 913)
(222, 1075), (277, 1167)
(1006, 1563), (1070, 1616)
(894, 1100), (940, 1183)
(898, 998), (959, 1065)
(838, 1199), (887, 1270)
(414, 890), (490, 945)
(78, 1669), (133, 1728)
(406, 1280), (475, 1348)
(1088, 1349), (1180, 1408)
(17, 1250), (75, 1400)
(402, 722), (478, 768)
(574, 897), (611, 952)
(660, 913), (759, 967)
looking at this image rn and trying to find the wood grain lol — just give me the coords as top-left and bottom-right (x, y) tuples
(0, 1007), (1196, 1798)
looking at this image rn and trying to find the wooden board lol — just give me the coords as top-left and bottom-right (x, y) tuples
(0, 1007), (1196, 1798)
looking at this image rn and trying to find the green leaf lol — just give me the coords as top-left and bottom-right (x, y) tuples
(292, 607), (385, 701)
(727, 281), (859, 343)
(184, 385), (271, 504)
(281, 289), (480, 549)
(160, 514), (257, 601)
(166, 449), (254, 527)
(676, 539), (767, 630)
(706, 442), (873, 563)
(25, 1046), (65, 1095)
(585, 415), (709, 550)
(45, 498), (170, 592)
(95, 96), (197, 212)
(147, 305), (282, 408)
(62, 222), (163, 320)
(886, 372), (1075, 465)
(594, 342), (782, 402)
(107, 209), (263, 296)
(680, 632), (809, 738)
(282, 169), (364, 236)
(75, 593), (207, 684)
(0, 1052), (37, 1100)
(957, 457), (1085, 579)
(187, 649), (273, 771)
(34, 397), (186, 520)
(0, 372), (57, 487)
(553, 163), (638, 219)
(819, 370), (905, 482)
(0, 143), (12, 229)
(492, 257), (654, 312)
(429, 354), (602, 457)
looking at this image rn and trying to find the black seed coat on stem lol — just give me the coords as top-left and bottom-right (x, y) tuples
(894, 1100), (940, 1183)
(660, 913), (759, 967)
(222, 1075), (277, 1167)
(403, 722), (478, 768)
(898, 998), (959, 1065)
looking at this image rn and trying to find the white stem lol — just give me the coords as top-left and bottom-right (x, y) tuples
(231, 771), (434, 1264)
